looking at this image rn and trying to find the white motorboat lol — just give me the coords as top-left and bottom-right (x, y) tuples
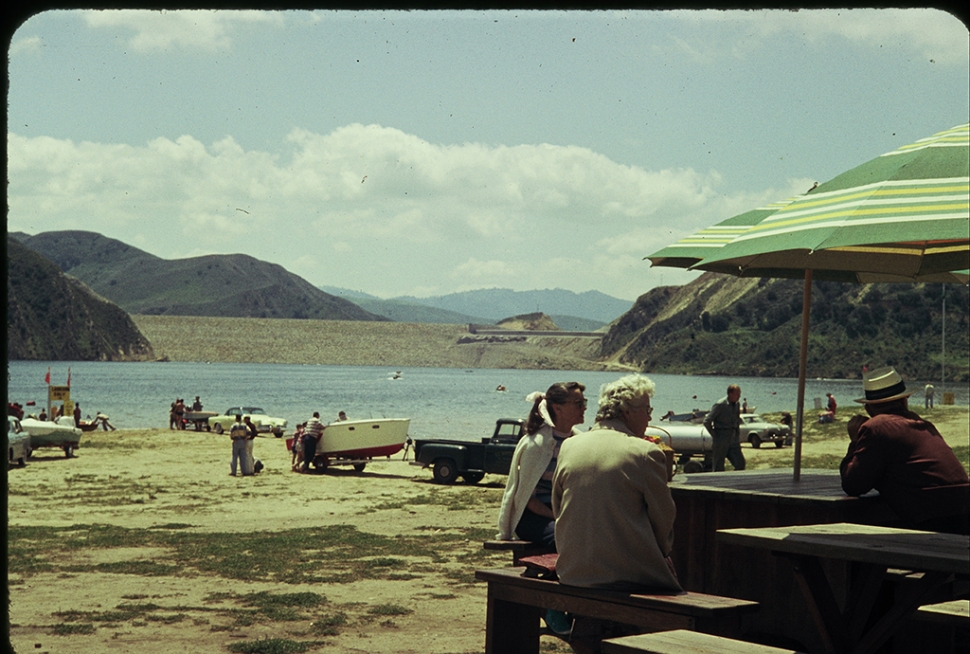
(19, 416), (83, 457)
(312, 418), (410, 472)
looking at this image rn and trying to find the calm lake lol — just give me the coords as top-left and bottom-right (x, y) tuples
(7, 361), (967, 441)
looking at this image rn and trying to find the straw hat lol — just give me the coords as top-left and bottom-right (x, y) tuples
(854, 366), (914, 404)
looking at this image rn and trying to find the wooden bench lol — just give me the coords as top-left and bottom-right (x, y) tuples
(475, 566), (760, 654)
(915, 599), (970, 626)
(602, 629), (805, 653)
(482, 539), (554, 565)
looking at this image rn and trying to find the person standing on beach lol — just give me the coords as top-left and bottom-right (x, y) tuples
(301, 412), (324, 473)
(73, 403), (82, 427)
(704, 384), (745, 471)
(841, 367), (968, 534)
(230, 415), (252, 476)
(244, 416), (259, 473)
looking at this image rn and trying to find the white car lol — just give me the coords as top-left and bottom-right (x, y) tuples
(7, 417), (32, 467)
(208, 407), (287, 437)
(739, 414), (791, 448)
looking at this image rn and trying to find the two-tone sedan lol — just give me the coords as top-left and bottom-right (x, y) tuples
(209, 407), (287, 437)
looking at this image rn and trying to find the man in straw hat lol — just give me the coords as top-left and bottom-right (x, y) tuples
(840, 366), (969, 535)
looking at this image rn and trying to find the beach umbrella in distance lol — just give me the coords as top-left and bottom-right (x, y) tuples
(648, 122), (969, 480)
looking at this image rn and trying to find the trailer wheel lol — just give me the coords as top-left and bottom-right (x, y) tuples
(432, 458), (459, 484)
(461, 472), (485, 484)
(353, 462), (367, 472)
(64, 445), (74, 458)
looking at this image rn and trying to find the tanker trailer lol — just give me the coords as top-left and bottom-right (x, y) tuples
(646, 424), (713, 474)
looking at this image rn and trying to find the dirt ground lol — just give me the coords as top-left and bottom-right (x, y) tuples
(6, 406), (968, 654)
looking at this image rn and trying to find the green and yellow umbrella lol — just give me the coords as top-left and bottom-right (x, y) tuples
(696, 123), (969, 280)
(647, 122), (969, 480)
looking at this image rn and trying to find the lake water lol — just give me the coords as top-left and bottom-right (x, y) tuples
(6, 361), (967, 441)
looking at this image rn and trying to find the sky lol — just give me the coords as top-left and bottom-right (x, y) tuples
(6, 8), (969, 302)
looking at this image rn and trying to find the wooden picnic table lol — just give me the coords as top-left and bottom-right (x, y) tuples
(668, 469), (909, 651)
(475, 566), (760, 654)
(717, 522), (970, 654)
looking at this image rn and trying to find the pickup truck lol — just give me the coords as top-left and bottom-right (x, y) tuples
(412, 418), (525, 484)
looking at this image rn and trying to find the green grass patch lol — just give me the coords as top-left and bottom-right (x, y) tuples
(227, 638), (312, 654)
(366, 603), (413, 616)
(8, 522), (477, 584)
(50, 622), (96, 636)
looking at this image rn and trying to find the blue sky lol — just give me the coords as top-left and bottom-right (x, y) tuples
(7, 9), (969, 301)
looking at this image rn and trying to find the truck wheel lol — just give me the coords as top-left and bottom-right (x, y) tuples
(433, 458), (459, 484)
(214, 423), (224, 434)
(461, 472), (485, 484)
(749, 434), (762, 448)
(683, 460), (704, 474)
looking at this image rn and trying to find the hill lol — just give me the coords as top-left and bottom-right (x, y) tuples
(17, 231), (384, 321)
(392, 287), (631, 324)
(322, 285), (626, 330)
(6, 237), (155, 361)
(600, 273), (970, 382)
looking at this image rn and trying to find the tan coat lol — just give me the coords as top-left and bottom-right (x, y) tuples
(552, 419), (680, 592)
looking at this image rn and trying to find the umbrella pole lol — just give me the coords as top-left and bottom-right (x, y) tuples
(794, 269), (813, 481)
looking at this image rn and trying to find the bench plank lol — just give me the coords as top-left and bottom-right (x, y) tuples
(477, 566), (760, 653)
(603, 629), (804, 654)
(483, 539), (555, 565)
(916, 599), (970, 624)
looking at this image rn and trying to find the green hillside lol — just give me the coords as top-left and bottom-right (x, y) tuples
(18, 231), (385, 321)
(6, 237), (155, 361)
(603, 273), (970, 382)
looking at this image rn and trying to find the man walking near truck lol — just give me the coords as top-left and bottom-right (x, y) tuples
(704, 384), (746, 472)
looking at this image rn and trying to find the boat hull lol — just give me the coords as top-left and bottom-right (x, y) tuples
(314, 418), (410, 458)
(20, 418), (83, 449)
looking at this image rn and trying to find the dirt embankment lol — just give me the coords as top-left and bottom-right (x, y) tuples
(133, 314), (629, 371)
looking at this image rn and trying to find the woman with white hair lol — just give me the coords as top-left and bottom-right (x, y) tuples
(552, 373), (680, 592)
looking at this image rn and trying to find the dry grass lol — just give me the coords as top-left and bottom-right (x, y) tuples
(133, 314), (627, 370)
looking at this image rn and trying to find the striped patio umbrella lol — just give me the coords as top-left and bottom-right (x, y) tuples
(695, 122), (969, 280)
(647, 123), (969, 480)
(646, 197), (799, 270)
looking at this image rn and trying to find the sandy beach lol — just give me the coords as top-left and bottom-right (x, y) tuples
(7, 406), (968, 653)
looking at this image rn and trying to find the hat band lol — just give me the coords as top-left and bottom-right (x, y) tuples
(865, 380), (907, 401)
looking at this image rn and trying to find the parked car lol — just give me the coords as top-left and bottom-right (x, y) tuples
(739, 414), (791, 448)
(209, 407), (287, 437)
(7, 417), (31, 467)
(411, 418), (524, 484)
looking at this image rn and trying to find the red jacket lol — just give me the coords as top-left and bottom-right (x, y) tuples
(840, 411), (969, 525)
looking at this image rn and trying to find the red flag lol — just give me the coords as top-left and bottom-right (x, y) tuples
(67, 367), (71, 388)
(45, 367), (50, 384)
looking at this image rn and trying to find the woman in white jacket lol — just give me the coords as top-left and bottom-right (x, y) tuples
(497, 381), (587, 546)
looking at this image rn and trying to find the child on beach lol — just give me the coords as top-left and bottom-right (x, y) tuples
(291, 422), (306, 471)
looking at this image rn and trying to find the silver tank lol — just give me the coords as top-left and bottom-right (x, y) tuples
(646, 424), (711, 455)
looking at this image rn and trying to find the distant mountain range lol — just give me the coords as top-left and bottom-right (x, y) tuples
(13, 231), (384, 321)
(321, 286), (632, 331)
(7, 236), (155, 361)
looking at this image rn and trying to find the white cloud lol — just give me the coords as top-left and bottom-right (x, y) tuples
(6, 125), (810, 300)
(665, 8), (968, 66)
(81, 9), (283, 52)
(9, 36), (42, 56)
